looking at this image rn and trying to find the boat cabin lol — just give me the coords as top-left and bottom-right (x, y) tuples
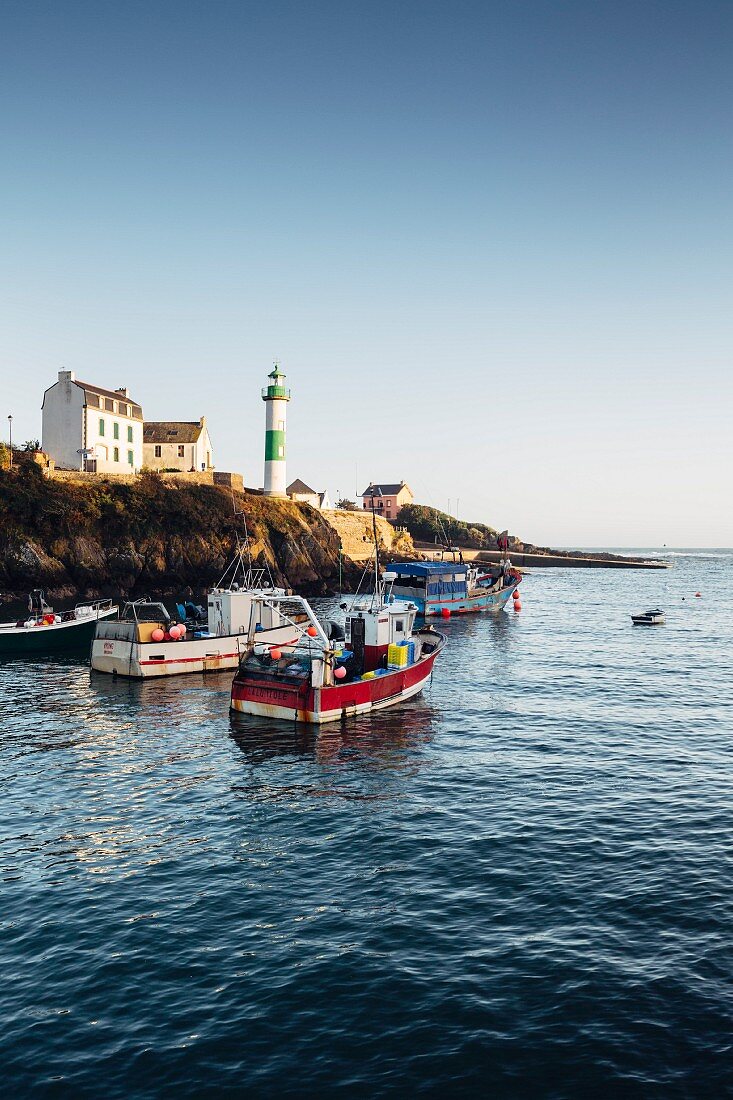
(389, 561), (470, 602)
(95, 589), (290, 647)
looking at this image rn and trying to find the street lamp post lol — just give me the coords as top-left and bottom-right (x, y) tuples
(7, 415), (12, 468)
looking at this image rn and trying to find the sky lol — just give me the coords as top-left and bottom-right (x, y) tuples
(1, 0), (731, 546)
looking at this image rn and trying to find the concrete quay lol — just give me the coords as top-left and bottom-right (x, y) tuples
(414, 546), (670, 570)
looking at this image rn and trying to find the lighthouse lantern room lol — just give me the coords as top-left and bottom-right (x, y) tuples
(262, 364), (291, 497)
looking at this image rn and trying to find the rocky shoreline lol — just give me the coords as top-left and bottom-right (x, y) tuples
(0, 468), (361, 602)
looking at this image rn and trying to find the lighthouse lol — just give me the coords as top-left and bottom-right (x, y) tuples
(262, 364), (290, 496)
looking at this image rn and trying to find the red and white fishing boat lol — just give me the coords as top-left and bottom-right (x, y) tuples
(230, 575), (447, 724)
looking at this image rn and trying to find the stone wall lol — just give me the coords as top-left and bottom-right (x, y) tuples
(323, 510), (414, 562)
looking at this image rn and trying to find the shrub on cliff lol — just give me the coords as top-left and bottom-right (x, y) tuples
(396, 504), (499, 549)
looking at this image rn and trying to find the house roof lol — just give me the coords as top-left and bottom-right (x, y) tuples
(143, 421), (205, 444)
(287, 478), (317, 495)
(75, 380), (134, 402)
(74, 380), (143, 417)
(361, 482), (410, 497)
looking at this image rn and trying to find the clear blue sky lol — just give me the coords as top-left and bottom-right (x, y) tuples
(1, 0), (731, 546)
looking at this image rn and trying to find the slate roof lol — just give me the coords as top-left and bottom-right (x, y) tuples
(287, 478), (317, 495)
(361, 482), (410, 497)
(143, 422), (204, 444)
(74, 380), (143, 417)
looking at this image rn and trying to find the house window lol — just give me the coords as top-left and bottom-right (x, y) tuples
(99, 419), (105, 436)
(127, 450), (134, 466)
(104, 398), (114, 411)
(127, 426), (133, 443)
(113, 447), (119, 462)
(113, 422), (119, 440)
(154, 445), (162, 458)
(178, 445), (185, 458)
(386, 499), (391, 507)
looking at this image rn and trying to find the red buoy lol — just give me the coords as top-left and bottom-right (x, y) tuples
(513, 601), (522, 612)
(270, 648), (282, 660)
(513, 589), (520, 598)
(441, 607), (451, 619)
(695, 592), (702, 598)
(307, 625), (318, 637)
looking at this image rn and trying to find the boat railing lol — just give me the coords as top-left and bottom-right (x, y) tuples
(249, 594), (330, 648)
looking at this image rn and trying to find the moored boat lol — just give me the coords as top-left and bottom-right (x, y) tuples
(387, 558), (521, 616)
(91, 585), (302, 679)
(230, 578), (447, 724)
(631, 608), (665, 626)
(0, 590), (117, 655)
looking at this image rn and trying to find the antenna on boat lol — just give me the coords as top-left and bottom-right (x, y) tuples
(369, 486), (382, 608)
(214, 491), (275, 590)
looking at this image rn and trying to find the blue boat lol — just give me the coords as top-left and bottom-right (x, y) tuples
(387, 560), (521, 617)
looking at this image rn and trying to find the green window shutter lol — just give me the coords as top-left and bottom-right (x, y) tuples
(127, 450), (134, 465)
(99, 419), (104, 436)
(127, 426), (133, 442)
(113, 447), (119, 462)
(113, 422), (119, 439)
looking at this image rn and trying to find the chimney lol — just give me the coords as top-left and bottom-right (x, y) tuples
(115, 387), (130, 398)
(199, 415), (206, 428)
(58, 369), (75, 382)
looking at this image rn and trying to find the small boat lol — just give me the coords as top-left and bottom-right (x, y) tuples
(387, 557), (521, 616)
(230, 576), (447, 724)
(631, 608), (666, 626)
(91, 550), (301, 678)
(0, 590), (117, 655)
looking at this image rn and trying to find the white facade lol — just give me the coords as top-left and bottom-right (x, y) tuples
(42, 370), (144, 473)
(143, 418), (214, 471)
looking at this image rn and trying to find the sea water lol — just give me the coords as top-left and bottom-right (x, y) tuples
(1, 552), (731, 1096)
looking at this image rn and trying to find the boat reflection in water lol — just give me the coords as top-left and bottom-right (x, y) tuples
(229, 698), (438, 770)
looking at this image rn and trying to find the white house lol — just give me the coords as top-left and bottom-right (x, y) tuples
(41, 370), (144, 473)
(143, 418), (214, 472)
(287, 479), (332, 511)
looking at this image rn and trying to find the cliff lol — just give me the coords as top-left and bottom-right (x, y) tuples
(0, 467), (359, 600)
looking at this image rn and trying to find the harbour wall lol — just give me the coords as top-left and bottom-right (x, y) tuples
(411, 547), (669, 570)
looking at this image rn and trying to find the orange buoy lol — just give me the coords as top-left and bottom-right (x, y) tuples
(151, 628), (164, 642)
(441, 607), (451, 618)
(306, 625), (318, 637)
(270, 648), (282, 660)
(513, 601), (522, 612)
(513, 589), (520, 598)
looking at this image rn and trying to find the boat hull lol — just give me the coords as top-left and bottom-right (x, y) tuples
(231, 633), (446, 724)
(409, 583), (517, 616)
(0, 606), (118, 655)
(91, 624), (299, 678)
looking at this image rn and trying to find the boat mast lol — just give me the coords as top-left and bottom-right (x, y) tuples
(370, 487), (382, 608)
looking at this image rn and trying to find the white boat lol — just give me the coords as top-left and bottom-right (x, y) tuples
(631, 608), (665, 626)
(90, 542), (302, 677)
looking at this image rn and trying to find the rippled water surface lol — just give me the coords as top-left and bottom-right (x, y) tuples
(2, 554), (732, 1096)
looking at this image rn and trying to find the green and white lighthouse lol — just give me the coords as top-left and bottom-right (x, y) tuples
(262, 364), (290, 497)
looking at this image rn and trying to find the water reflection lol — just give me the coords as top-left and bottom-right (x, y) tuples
(229, 697), (437, 771)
